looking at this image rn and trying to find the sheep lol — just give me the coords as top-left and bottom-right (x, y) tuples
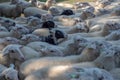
(0, 26), (8, 32)
(0, 2), (23, 18)
(10, 0), (19, 4)
(20, 39), (117, 77)
(41, 20), (55, 30)
(48, 6), (61, 16)
(73, 2), (91, 10)
(64, 22), (89, 34)
(27, 16), (42, 27)
(0, 24), (29, 38)
(39, 46), (64, 56)
(0, 37), (20, 51)
(58, 35), (88, 55)
(32, 29), (67, 45)
(79, 10), (95, 20)
(0, 64), (19, 80)
(61, 9), (74, 16)
(0, 17), (16, 29)
(20, 34), (42, 45)
(23, 7), (47, 17)
(1, 44), (42, 69)
(75, 21), (120, 37)
(54, 15), (80, 26)
(111, 7), (120, 16)
(32, 28), (50, 37)
(41, 13), (54, 22)
(109, 68), (120, 80)
(35, 0), (56, 10)
(23, 67), (90, 80)
(24, 66), (114, 80)
(95, 0), (111, 8)
(0, 45), (25, 66)
(105, 30), (120, 41)
(26, 16), (42, 31)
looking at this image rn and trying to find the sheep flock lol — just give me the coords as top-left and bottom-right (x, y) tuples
(0, 0), (120, 80)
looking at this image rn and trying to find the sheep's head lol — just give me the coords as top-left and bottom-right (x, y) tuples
(10, 0), (19, 4)
(39, 46), (64, 56)
(70, 68), (114, 80)
(3, 37), (20, 46)
(84, 10), (95, 19)
(74, 36), (87, 46)
(2, 44), (25, 61)
(0, 64), (19, 80)
(41, 21), (55, 30)
(46, 0), (56, 5)
(10, 25), (29, 38)
(54, 29), (67, 39)
(96, 0), (111, 8)
(94, 46), (116, 70)
(1, 19), (16, 28)
(27, 17), (41, 26)
(102, 21), (120, 36)
(73, 2), (90, 10)
(111, 7), (120, 16)
(14, 2), (23, 17)
(61, 9), (74, 16)
(21, 34), (40, 43)
(75, 22), (89, 33)
(105, 30), (120, 40)
(48, 6), (60, 16)
(0, 26), (8, 32)
(41, 14), (54, 22)
(86, 40), (112, 52)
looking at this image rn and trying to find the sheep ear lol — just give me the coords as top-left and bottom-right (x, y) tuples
(2, 50), (9, 57)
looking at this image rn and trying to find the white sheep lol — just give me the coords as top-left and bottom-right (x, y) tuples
(0, 2), (23, 18)
(0, 37), (20, 51)
(24, 67), (114, 80)
(23, 7), (47, 17)
(111, 7), (120, 16)
(0, 64), (19, 80)
(95, 0), (111, 8)
(0, 24), (29, 38)
(48, 6), (61, 16)
(64, 22), (89, 34)
(0, 17), (16, 29)
(10, 0), (19, 4)
(39, 46), (64, 56)
(0, 26), (8, 32)
(35, 0), (56, 10)
(20, 34), (42, 45)
(110, 68), (120, 80)
(20, 44), (117, 77)
(1, 44), (42, 69)
(26, 35), (86, 55)
(74, 21), (120, 37)
(105, 30), (120, 41)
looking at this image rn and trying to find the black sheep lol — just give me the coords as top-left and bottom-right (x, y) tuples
(44, 29), (65, 45)
(61, 9), (74, 16)
(41, 21), (55, 30)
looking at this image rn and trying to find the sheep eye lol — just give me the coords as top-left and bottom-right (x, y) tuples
(6, 77), (11, 80)
(50, 50), (54, 52)
(76, 39), (80, 42)
(18, 27), (22, 29)
(10, 50), (15, 53)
